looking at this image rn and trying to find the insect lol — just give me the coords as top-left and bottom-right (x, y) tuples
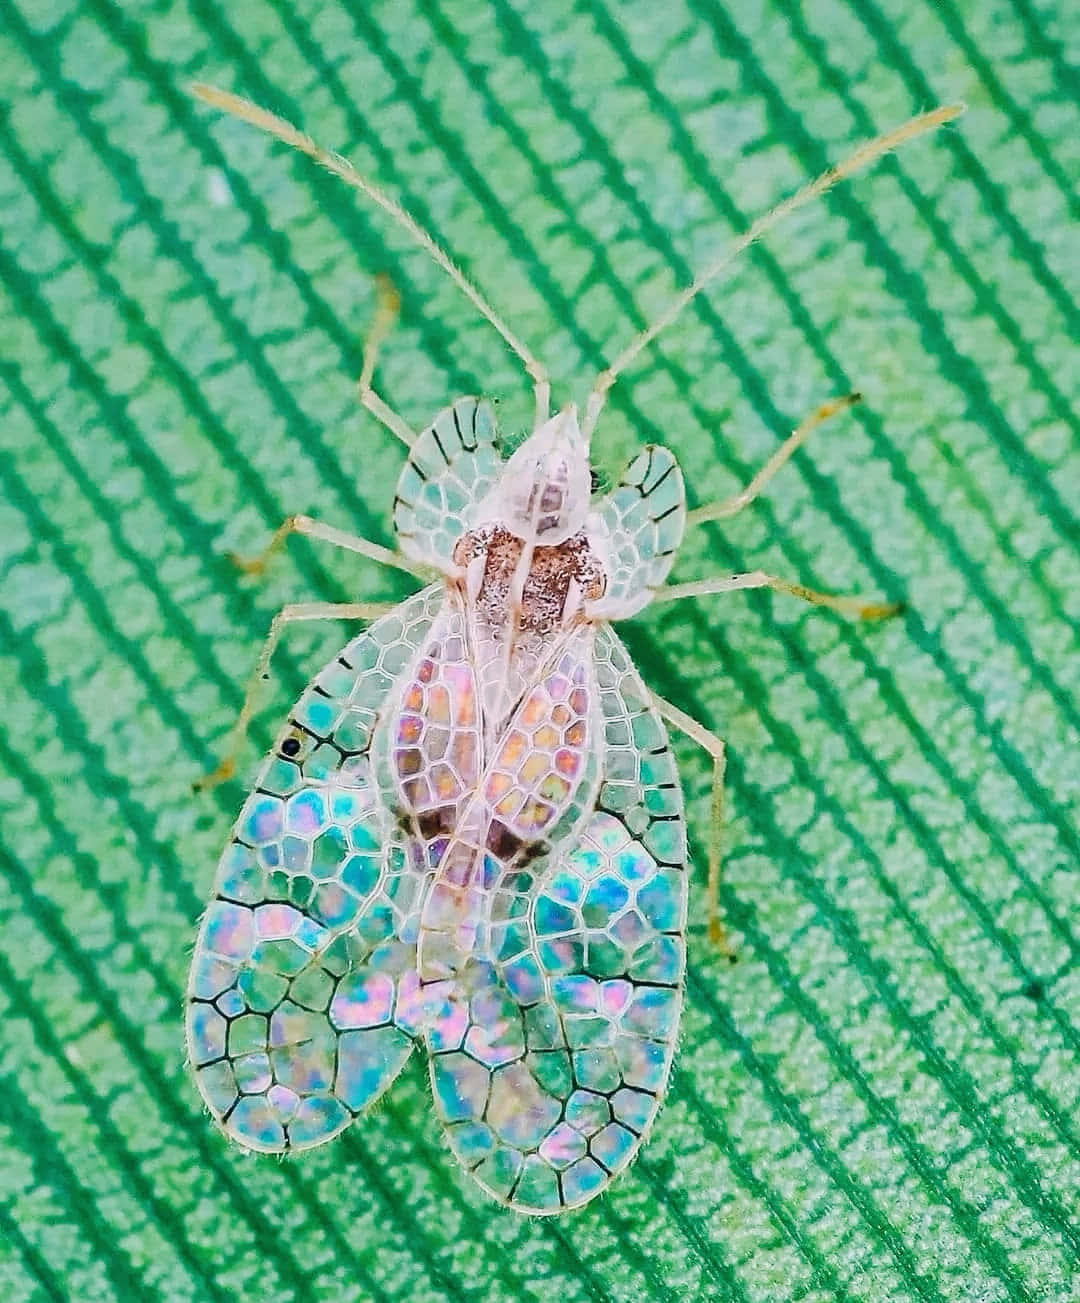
(186, 84), (962, 1213)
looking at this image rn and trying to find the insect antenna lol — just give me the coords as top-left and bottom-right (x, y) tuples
(190, 84), (552, 429)
(581, 102), (965, 438)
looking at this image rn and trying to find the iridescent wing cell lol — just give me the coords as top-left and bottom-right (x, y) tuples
(482, 623), (596, 842)
(592, 446), (686, 619)
(393, 397), (502, 570)
(186, 587), (444, 1151)
(429, 625), (687, 1213)
(390, 590), (481, 820)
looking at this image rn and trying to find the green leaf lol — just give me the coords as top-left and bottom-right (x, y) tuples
(1, 1), (1077, 1300)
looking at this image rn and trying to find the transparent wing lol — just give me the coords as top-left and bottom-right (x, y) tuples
(394, 397), (502, 570)
(186, 586), (443, 1152)
(482, 624), (595, 841)
(428, 624), (687, 1212)
(391, 589), (481, 819)
(417, 623), (600, 985)
(592, 446), (686, 618)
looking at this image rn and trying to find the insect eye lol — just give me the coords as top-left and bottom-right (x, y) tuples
(280, 735), (302, 758)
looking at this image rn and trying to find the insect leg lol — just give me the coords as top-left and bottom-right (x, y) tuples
(686, 393), (861, 526)
(356, 272), (419, 448)
(355, 271), (549, 436)
(654, 571), (903, 620)
(195, 600), (393, 790)
(649, 690), (732, 956)
(232, 514), (426, 579)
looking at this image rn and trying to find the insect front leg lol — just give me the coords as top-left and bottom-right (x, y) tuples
(356, 272), (419, 448)
(686, 393), (861, 526)
(356, 273), (551, 438)
(654, 571), (903, 620)
(649, 691), (732, 957)
(232, 513), (425, 580)
(195, 600), (393, 791)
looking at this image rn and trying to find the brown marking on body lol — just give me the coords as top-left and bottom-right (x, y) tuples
(455, 524), (605, 634)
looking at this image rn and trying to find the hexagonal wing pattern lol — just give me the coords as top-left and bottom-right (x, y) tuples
(185, 586), (443, 1152)
(393, 397), (503, 570)
(391, 591), (481, 818)
(482, 625), (594, 841)
(429, 624), (688, 1212)
(591, 445), (686, 619)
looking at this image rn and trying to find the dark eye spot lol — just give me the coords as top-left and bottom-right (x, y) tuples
(281, 736), (301, 758)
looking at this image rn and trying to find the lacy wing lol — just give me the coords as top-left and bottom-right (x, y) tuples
(428, 622), (687, 1211)
(186, 586), (443, 1151)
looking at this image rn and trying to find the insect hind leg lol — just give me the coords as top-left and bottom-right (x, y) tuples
(195, 600), (393, 791)
(650, 690), (733, 959)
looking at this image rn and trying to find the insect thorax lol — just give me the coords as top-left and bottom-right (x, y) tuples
(454, 522), (606, 638)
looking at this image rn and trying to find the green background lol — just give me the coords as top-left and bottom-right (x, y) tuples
(1, 0), (1077, 1299)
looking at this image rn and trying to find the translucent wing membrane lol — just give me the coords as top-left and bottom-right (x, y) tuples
(189, 595), (686, 1198)
(592, 446), (686, 618)
(483, 625), (595, 841)
(430, 625), (687, 1213)
(394, 398), (502, 570)
(392, 592), (481, 816)
(416, 624), (601, 986)
(186, 587), (443, 1151)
